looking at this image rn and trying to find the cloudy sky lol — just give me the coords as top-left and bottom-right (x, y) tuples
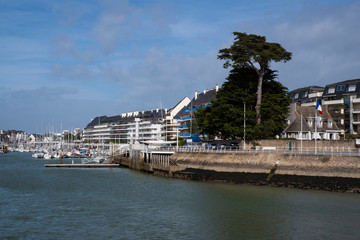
(1, 0), (359, 133)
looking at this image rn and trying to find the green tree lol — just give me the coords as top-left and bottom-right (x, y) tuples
(196, 67), (289, 140)
(218, 32), (292, 125)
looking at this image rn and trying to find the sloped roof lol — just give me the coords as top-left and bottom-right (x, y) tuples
(192, 89), (217, 107)
(174, 89), (217, 119)
(289, 85), (324, 93)
(284, 105), (340, 133)
(325, 78), (360, 87)
(85, 109), (166, 129)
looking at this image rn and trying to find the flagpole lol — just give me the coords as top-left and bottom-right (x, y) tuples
(243, 102), (246, 151)
(301, 114), (303, 153)
(315, 111), (317, 154)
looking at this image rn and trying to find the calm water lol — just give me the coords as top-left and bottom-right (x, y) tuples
(1, 152), (360, 240)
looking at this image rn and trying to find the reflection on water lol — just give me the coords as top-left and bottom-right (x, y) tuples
(1, 152), (360, 239)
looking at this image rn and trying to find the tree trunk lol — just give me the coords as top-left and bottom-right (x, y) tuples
(255, 67), (264, 125)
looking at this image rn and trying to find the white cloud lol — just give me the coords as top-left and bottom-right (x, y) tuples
(51, 64), (96, 81)
(92, 0), (176, 55)
(234, 1), (360, 90)
(97, 48), (227, 111)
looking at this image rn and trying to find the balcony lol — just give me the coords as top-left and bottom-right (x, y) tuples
(323, 99), (344, 105)
(308, 92), (323, 98)
(353, 108), (360, 114)
(92, 128), (111, 132)
(94, 125), (109, 129)
(93, 133), (111, 136)
(352, 98), (360, 103)
(302, 102), (316, 106)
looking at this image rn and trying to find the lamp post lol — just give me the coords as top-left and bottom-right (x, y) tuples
(243, 102), (246, 151)
(176, 127), (179, 151)
(300, 114), (303, 153)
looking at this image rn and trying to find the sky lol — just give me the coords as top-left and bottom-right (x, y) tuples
(1, 0), (359, 133)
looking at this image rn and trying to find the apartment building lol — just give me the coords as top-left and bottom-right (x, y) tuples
(83, 96), (192, 143)
(288, 78), (360, 136)
(174, 85), (219, 138)
(322, 79), (360, 135)
(83, 109), (167, 143)
(164, 97), (191, 140)
(289, 86), (324, 106)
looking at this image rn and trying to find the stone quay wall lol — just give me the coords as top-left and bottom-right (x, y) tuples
(170, 152), (360, 192)
(112, 149), (360, 193)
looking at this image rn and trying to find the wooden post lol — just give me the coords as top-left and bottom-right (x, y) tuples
(59, 151), (62, 164)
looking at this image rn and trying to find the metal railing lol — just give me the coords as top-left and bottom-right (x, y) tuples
(154, 146), (360, 157)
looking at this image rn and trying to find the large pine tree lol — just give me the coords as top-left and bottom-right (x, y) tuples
(196, 67), (289, 140)
(218, 32), (292, 125)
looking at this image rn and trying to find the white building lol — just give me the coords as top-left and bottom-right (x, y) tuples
(83, 109), (168, 143)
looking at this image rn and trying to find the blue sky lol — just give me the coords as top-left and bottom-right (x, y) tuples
(1, 0), (359, 133)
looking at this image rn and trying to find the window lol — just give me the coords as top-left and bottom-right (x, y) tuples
(316, 116), (323, 127)
(303, 91), (308, 97)
(328, 87), (335, 94)
(294, 93), (299, 99)
(328, 120), (333, 128)
(348, 85), (356, 92)
(336, 85), (345, 91)
(307, 119), (313, 127)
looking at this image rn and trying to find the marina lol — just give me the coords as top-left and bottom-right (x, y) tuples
(1, 152), (360, 240)
(2, 1), (360, 239)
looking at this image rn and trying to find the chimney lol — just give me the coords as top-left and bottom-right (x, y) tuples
(165, 108), (168, 114)
(216, 84), (219, 92)
(195, 90), (198, 100)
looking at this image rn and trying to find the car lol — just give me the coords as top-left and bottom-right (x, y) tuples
(224, 142), (239, 149)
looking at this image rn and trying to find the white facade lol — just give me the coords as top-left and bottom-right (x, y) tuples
(83, 119), (165, 143)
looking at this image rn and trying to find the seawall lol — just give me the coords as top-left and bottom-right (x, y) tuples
(113, 152), (360, 193)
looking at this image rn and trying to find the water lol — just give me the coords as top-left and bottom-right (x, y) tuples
(1, 152), (360, 240)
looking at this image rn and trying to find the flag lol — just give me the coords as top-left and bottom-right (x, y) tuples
(316, 99), (323, 115)
(316, 116), (322, 127)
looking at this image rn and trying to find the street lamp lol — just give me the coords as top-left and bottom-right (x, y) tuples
(243, 102), (246, 151)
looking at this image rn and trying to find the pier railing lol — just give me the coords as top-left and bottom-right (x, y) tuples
(155, 146), (360, 157)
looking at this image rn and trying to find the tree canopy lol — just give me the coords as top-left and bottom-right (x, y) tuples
(218, 32), (292, 125)
(196, 67), (290, 141)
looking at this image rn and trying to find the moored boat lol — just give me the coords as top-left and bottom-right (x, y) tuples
(43, 153), (53, 159)
(81, 155), (109, 164)
(32, 152), (45, 158)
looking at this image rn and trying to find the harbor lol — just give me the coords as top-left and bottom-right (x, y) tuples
(1, 152), (360, 240)
(2, 1), (360, 239)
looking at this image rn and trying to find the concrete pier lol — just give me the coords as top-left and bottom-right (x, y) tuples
(45, 164), (119, 168)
